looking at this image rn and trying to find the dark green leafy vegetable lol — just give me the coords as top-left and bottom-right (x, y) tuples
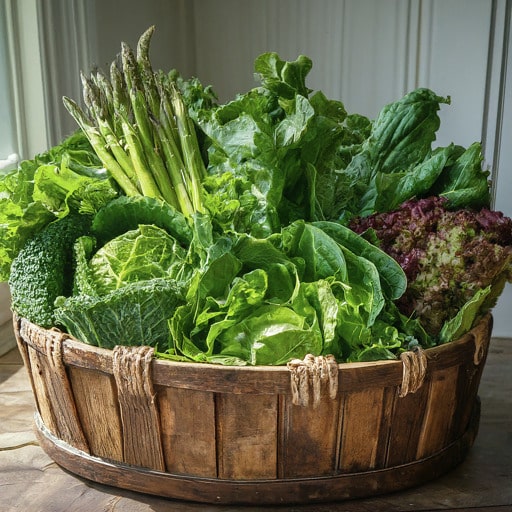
(430, 142), (491, 209)
(4, 33), (510, 366)
(91, 195), (192, 246)
(158, 218), (418, 365)
(8, 214), (92, 327)
(312, 220), (406, 300)
(198, 52), (372, 236)
(54, 278), (182, 349)
(299, 87), (489, 220)
(85, 224), (188, 295)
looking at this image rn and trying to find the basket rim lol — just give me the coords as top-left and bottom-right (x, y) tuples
(14, 313), (492, 395)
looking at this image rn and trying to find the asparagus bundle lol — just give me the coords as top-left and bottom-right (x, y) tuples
(63, 26), (205, 218)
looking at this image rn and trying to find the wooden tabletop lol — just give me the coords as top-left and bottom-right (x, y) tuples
(1, 319), (511, 512)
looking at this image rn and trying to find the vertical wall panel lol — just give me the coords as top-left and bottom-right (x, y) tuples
(265, 0), (346, 104)
(488, 0), (512, 337)
(415, 0), (494, 148)
(192, 0), (269, 102)
(192, 0), (348, 103)
(191, 0), (413, 116)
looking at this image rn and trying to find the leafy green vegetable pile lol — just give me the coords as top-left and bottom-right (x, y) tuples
(2, 27), (511, 365)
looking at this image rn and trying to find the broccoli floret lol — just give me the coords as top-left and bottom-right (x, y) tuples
(8, 214), (92, 327)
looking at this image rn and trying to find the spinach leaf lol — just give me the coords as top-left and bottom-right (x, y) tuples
(312, 220), (406, 300)
(281, 221), (347, 282)
(432, 142), (491, 209)
(364, 88), (450, 175)
(338, 88), (451, 218)
(358, 144), (460, 215)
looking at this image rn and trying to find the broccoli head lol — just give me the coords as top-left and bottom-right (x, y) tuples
(8, 214), (91, 327)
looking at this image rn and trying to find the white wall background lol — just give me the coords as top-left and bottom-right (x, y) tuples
(2, 0), (511, 336)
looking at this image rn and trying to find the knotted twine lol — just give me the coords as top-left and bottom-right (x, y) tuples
(112, 344), (166, 470)
(398, 346), (427, 397)
(287, 354), (338, 407)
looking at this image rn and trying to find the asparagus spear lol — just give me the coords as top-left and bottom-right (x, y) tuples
(62, 96), (140, 197)
(63, 26), (208, 219)
(118, 114), (163, 199)
(121, 42), (179, 207)
(136, 25), (160, 116)
(170, 82), (206, 214)
(81, 72), (139, 188)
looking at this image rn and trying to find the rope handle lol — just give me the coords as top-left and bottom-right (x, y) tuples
(398, 346), (427, 397)
(112, 345), (156, 398)
(287, 354), (338, 407)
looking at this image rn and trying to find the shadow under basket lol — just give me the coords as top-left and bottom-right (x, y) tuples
(13, 313), (493, 505)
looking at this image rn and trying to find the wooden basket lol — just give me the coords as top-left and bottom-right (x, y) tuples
(13, 313), (492, 505)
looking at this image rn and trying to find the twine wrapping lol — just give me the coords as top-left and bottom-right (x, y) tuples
(112, 344), (166, 470)
(287, 354), (338, 407)
(398, 346), (427, 397)
(112, 345), (156, 399)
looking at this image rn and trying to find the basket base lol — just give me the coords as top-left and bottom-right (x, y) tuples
(34, 399), (481, 505)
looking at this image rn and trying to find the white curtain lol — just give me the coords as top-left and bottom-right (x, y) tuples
(0, 0), (18, 172)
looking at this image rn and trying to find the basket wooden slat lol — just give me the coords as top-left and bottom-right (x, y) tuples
(67, 366), (123, 461)
(26, 346), (59, 436)
(157, 386), (217, 477)
(216, 393), (278, 479)
(279, 393), (341, 478)
(385, 383), (430, 466)
(339, 386), (395, 472)
(14, 313), (493, 505)
(416, 366), (459, 458)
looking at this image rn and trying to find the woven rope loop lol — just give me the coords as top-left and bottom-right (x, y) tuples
(112, 345), (155, 399)
(287, 354), (338, 407)
(398, 346), (427, 397)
